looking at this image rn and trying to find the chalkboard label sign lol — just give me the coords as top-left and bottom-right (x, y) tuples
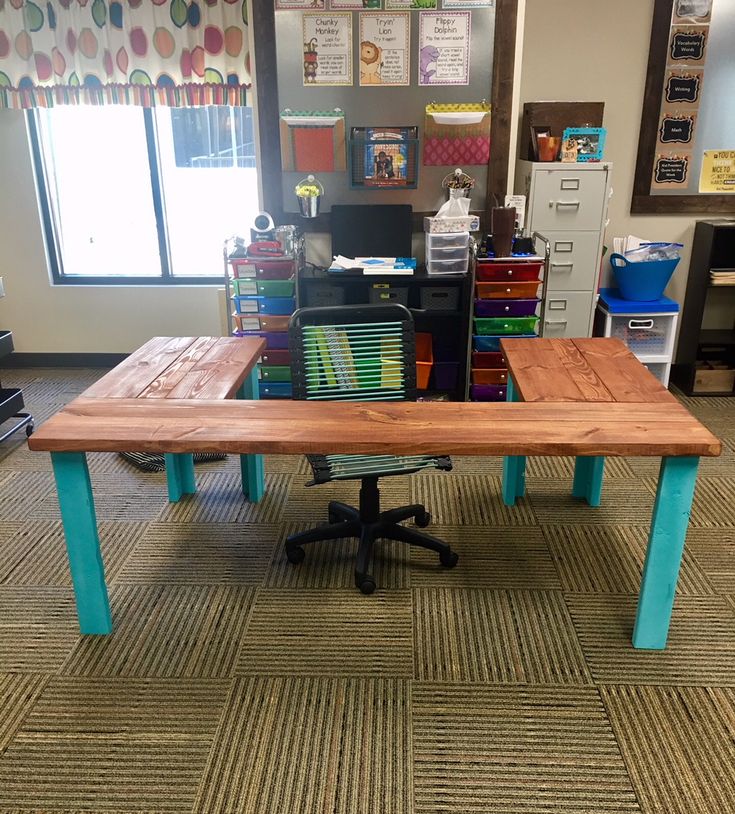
(670, 31), (707, 61)
(654, 156), (689, 184)
(660, 115), (695, 144)
(665, 72), (702, 103)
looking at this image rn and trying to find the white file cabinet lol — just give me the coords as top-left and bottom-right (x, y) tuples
(515, 161), (612, 337)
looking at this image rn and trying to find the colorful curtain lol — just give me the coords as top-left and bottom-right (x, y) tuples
(0, 0), (251, 108)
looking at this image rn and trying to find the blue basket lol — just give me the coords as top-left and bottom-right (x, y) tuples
(610, 254), (679, 302)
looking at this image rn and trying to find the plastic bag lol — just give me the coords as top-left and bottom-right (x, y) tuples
(624, 242), (683, 262)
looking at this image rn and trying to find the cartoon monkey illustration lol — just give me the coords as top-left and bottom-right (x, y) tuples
(360, 40), (382, 85)
(303, 37), (318, 84)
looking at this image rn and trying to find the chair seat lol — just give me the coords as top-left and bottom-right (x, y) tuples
(307, 453), (452, 485)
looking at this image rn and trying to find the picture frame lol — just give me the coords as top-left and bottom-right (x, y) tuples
(530, 125), (551, 162)
(561, 126), (607, 163)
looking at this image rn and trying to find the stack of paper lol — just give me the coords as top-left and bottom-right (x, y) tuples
(328, 256), (416, 275)
(613, 235), (650, 256)
(710, 268), (735, 286)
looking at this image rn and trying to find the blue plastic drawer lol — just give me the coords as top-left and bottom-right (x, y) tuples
(233, 295), (295, 316)
(259, 381), (292, 399)
(473, 334), (537, 353)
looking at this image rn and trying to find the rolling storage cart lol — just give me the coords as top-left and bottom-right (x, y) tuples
(0, 330), (33, 441)
(224, 241), (304, 399)
(469, 234), (550, 401)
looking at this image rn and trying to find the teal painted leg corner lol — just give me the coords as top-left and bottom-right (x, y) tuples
(632, 456), (699, 650)
(50, 452), (112, 635)
(501, 377), (526, 506)
(238, 367), (265, 503)
(572, 456), (605, 507)
(164, 453), (196, 502)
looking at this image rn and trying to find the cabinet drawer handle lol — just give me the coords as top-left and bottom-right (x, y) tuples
(628, 319), (654, 330)
(545, 319), (568, 325)
(555, 201), (581, 208)
(551, 262), (574, 270)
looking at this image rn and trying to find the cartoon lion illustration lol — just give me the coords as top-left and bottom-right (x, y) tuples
(360, 40), (382, 85)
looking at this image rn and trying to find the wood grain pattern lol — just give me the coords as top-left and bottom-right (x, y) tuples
(27, 398), (721, 458)
(501, 338), (674, 404)
(82, 337), (197, 399)
(82, 337), (264, 402)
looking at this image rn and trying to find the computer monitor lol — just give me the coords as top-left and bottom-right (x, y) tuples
(330, 204), (412, 259)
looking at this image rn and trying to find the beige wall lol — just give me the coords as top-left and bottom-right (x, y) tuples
(520, 0), (697, 303)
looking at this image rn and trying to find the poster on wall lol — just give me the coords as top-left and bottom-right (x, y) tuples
(331, 0), (381, 8)
(664, 68), (705, 104)
(302, 13), (353, 86)
(359, 13), (410, 86)
(668, 26), (709, 65)
(651, 152), (692, 190)
(673, 0), (712, 24)
(418, 12), (471, 86)
(385, 0), (437, 11)
(276, 0), (325, 9)
(699, 150), (735, 193)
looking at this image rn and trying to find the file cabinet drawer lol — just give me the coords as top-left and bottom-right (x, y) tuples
(545, 232), (601, 291)
(530, 169), (607, 232)
(542, 291), (596, 338)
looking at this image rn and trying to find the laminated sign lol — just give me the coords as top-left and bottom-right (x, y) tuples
(700, 150), (735, 193)
(423, 102), (491, 166)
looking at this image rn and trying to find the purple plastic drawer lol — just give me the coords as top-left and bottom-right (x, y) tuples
(233, 330), (290, 349)
(474, 298), (538, 318)
(471, 383), (508, 402)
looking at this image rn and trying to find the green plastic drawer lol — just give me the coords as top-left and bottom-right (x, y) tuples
(232, 278), (294, 297)
(260, 365), (292, 382)
(473, 316), (540, 335)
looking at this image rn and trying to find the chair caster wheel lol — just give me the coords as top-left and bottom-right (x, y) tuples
(356, 575), (376, 595)
(415, 510), (431, 528)
(25, 423), (34, 437)
(328, 512), (338, 525)
(286, 546), (305, 564)
(440, 549), (459, 568)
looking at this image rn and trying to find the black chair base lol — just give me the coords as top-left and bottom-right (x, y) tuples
(285, 477), (459, 594)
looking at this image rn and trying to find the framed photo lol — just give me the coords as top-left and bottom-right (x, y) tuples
(561, 126), (606, 163)
(530, 125), (551, 161)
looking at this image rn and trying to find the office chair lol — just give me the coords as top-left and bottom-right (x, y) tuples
(286, 303), (458, 594)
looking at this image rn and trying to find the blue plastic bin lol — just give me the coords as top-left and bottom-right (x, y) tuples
(233, 295), (295, 316)
(610, 254), (679, 302)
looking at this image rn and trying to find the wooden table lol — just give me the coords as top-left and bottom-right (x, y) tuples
(80, 336), (266, 503)
(500, 336), (711, 650)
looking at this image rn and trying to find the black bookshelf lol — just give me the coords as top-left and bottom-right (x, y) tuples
(0, 331), (34, 441)
(671, 220), (735, 396)
(297, 266), (474, 401)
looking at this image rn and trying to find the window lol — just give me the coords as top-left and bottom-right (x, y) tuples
(29, 105), (260, 284)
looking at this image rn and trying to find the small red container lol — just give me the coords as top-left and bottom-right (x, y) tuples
(476, 261), (543, 282)
(260, 349), (291, 366)
(416, 332), (433, 390)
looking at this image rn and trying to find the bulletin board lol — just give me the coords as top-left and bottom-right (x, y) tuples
(632, 0), (735, 213)
(251, 1), (519, 230)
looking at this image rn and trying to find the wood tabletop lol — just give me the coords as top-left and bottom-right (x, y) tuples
(499, 337), (675, 404)
(27, 397), (721, 458)
(82, 336), (265, 401)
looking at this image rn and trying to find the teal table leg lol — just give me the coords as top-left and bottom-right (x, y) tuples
(164, 453), (196, 502)
(632, 456), (699, 650)
(238, 367), (265, 503)
(50, 452), (112, 635)
(502, 377), (526, 506)
(572, 456), (605, 507)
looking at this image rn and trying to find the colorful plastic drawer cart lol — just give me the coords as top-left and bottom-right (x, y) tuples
(476, 281), (541, 299)
(233, 296), (296, 316)
(474, 317), (540, 336)
(474, 299), (539, 318)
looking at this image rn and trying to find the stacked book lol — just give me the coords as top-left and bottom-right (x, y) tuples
(710, 268), (735, 286)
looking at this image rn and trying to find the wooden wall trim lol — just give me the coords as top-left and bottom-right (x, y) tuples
(631, 0), (735, 215)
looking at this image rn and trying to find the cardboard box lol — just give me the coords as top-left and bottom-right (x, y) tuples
(424, 215), (480, 234)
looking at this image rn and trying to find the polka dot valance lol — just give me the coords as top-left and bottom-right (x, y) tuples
(0, 0), (251, 108)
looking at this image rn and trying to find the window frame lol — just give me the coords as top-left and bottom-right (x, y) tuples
(27, 107), (234, 286)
